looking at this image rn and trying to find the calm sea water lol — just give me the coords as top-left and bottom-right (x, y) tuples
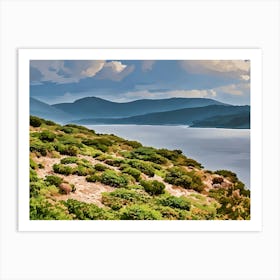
(85, 125), (250, 188)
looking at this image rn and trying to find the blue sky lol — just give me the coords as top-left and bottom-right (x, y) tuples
(30, 60), (250, 105)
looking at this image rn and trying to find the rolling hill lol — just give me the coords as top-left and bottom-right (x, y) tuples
(30, 97), (72, 122)
(73, 105), (250, 127)
(52, 96), (227, 119)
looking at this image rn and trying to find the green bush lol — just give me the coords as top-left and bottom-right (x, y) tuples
(39, 130), (56, 142)
(30, 116), (42, 127)
(61, 127), (74, 134)
(60, 157), (79, 164)
(30, 158), (38, 169)
(94, 163), (108, 171)
(121, 167), (142, 181)
(30, 168), (38, 182)
(127, 160), (155, 177)
(130, 147), (167, 164)
(82, 138), (113, 152)
(73, 165), (95, 176)
(157, 195), (191, 211)
(30, 196), (73, 220)
(104, 158), (125, 167)
(102, 189), (149, 210)
(120, 204), (162, 220)
(55, 144), (79, 156)
(86, 174), (101, 183)
(164, 167), (204, 191)
(53, 164), (73, 175)
(140, 180), (165, 195)
(62, 199), (114, 220)
(100, 170), (128, 188)
(45, 175), (63, 187)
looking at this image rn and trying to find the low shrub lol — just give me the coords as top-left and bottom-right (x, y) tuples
(157, 195), (191, 211)
(140, 180), (165, 195)
(45, 175), (63, 187)
(130, 147), (167, 164)
(94, 163), (108, 171)
(86, 174), (101, 183)
(120, 204), (162, 220)
(53, 164), (73, 175)
(60, 127), (74, 134)
(104, 158), (125, 167)
(121, 167), (142, 181)
(73, 165), (95, 176)
(102, 189), (149, 210)
(164, 167), (204, 192)
(127, 160), (155, 177)
(30, 116), (42, 127)
(63, 199), (114, 220)
(100, 170), (128, 188)
(60, 157), (79, 164)
(39, 130), (56, 142)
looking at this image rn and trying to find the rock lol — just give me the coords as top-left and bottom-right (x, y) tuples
(59, 183), (72, 194)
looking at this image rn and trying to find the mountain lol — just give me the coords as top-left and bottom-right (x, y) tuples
(30, 97), (72, 122)
(73, 105), (250, 127)
(52, 96), (227, 119)
(190, 111), (250, 129)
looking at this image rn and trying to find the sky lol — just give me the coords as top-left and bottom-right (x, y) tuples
(30, 60), (250, 105)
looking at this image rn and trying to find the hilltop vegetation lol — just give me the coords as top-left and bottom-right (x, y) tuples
(29, 116), (250, 220)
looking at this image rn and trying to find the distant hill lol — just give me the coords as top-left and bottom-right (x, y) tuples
(73, 105), (250, 128)
(190, 111), (250, 129)
(52, 96), (227, 119)
(30, 97), (72, 122)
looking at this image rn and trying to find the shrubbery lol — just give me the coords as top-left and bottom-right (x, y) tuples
(94, 163), (108, 171)
(39, 130), (56, 142)
(102, 188), (149, 210)
(120, 204), (162, 220)
(86, 174), (101, 183)
(164, 167), (204, 192)
(63, 199), (114, 220)
(127, 159), (155, 177)
(129, 147), (167, 164)
(157, 195), (191, 211)
(45, 175), (63, 187)
(53, 164), (73, 175)
(140, 180), (165, 195)
(30, 116), (42, 127)
(121, 167), (141, 181)
(100, 170), (128, 188)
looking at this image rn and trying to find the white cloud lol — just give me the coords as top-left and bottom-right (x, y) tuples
(30, 60), (134, 84)
(213, 82), (250, 96)
(180, 60), (250, 80)
(117, 88), (217, 102)
(142, 60), (155, 72)
(96, 62), (134, 81)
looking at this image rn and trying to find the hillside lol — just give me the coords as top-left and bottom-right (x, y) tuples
(190, 111), (250, 129)
(30, 97), (72, 122)
(52, 96), (226, 119)
(74, 105), (250, 127)
(30, 116), (250, 220)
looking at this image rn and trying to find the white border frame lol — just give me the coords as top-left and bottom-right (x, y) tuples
(18, 48), (262, 231)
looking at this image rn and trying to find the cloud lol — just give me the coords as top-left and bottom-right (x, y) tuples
(115, 88), (217, 102)
(141, 60), (155, 72)
(96, 61), (135, 81)
(213, 82), (250, 96)
(180, 60), (250, 80)
(30, 60), (134, 84)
